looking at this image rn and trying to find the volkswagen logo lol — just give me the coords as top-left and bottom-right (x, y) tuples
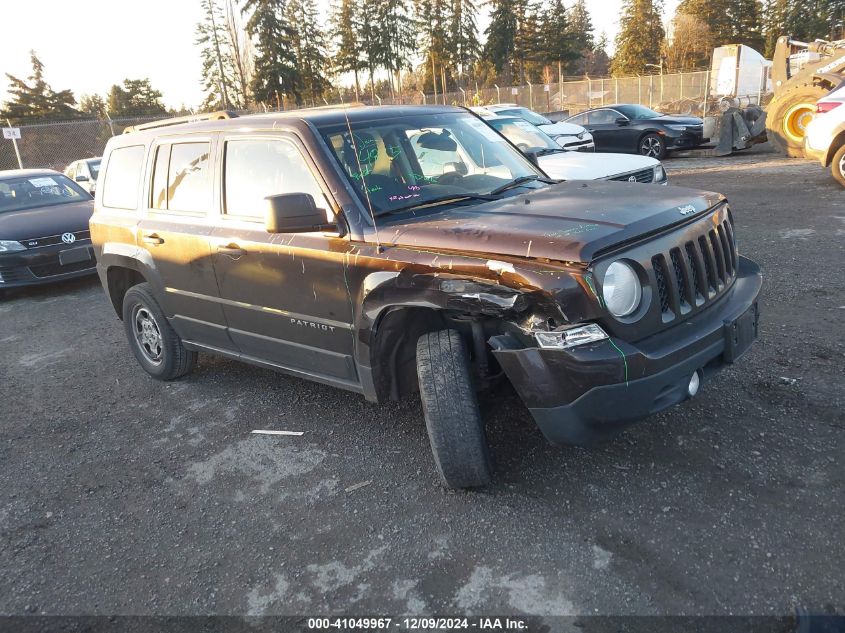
(61, 232), (76, 244)
(628, 176), (637, 182)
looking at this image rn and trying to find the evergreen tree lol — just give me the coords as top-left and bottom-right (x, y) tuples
(376, 0), (418, 97)
(764, 0), (845, 56)
(357, 0), (381, 99)
(826, 0), (845, 38)
(1, 51), (82, 123)
(586, 33), (611, 75)
(417, 0), (451, 93)
(732, 0), (766, 51)
(196, 0), (236, 110)
(567, 0), (595, 53)
(567, 0), (601, 74)
(536, 0), (579, 70)
(79, 94), (108, 118)
(286, 0), (329, 105)
(449, 0), (482, 84)
(483, 0), (519, 80)
(763, 0), (790, 55)
(243, 0), (299, 107)
(514, 0), (543, 82)
(611, 0), (666, 76)
(678, 0), (764, 50)
(329, 0), (365, 99)
(107, 79), (168, 117)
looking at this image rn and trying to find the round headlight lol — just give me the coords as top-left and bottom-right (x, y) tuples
(602, 261), (641, 317)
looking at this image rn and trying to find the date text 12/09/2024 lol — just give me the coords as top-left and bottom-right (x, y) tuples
(307, 617), (529, 630)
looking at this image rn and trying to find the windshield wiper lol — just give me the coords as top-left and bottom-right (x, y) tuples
(537, 147), (563, 156)
(489, 174), (555, 195)
(377, 193), (499, 217)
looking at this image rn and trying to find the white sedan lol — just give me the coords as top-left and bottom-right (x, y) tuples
(474, 104), (595, 152)
(483, 115), (668, 184)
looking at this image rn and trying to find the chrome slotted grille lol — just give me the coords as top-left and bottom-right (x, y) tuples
(610, 168), (654, 184)
(651, 212), (738, 323)
(21, 230), (91, 249)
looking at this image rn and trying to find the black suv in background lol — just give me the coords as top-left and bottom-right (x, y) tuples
(90, 106), (761, 488)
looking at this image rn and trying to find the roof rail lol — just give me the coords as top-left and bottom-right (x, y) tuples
(309, 102), (367, 110)
(123, 110), (238, 134)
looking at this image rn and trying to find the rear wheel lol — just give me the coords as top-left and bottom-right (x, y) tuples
(766, 85), (828, 157)
(639, 133), (666, 159)
(122, 283), (197, 380)
(416, 329), (492, 489)
(831, 145), (845, 188)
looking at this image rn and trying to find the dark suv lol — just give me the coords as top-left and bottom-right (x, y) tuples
(90, 106), (761, 488)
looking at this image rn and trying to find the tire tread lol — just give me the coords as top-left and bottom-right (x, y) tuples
(416, 329), (492, 489)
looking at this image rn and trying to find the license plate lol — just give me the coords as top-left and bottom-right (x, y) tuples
(59, 246), (93, 266)
(723, 302), (759, 363)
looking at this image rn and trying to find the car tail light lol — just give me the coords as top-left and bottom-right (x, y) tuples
(817, 101), (842, 114)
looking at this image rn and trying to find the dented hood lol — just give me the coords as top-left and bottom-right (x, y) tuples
(379, 181), (725, 264)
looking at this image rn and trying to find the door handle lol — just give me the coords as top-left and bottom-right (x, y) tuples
(142, 233), (164, 245)
(217, 244), (246, 258)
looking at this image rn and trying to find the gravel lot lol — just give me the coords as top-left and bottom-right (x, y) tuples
(1, 145), (843, 620)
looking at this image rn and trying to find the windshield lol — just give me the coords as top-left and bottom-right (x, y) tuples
(487, 118), (560, 153)
(498, 107), (551, 126)
(0, 174), (90, 214)
(87, 159), (101, 180)
(616, 105), (663, 120)
(319, 112), (543, 216)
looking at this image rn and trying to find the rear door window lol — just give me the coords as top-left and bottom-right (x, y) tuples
(149, 142), (212, 214)
(101, 145), (145, 209)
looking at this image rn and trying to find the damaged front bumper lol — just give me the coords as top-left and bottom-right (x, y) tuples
(490, 256), (762, 446)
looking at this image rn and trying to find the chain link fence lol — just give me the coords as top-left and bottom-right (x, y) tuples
(2, 69), (769, 171)
(0, 116), (165, 172)
(405, 71), (713, 115)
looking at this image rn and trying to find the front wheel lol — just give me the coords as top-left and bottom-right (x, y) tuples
(766, 85), (828, 158)
(122, 283), (197, 380)
(416, 329), (492, 489)
(639, 133), (666, 159)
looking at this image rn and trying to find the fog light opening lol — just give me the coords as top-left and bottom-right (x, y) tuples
(688, 370), (702, 397)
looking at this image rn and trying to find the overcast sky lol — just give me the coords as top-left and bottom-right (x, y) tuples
(1, 0), (680, 111)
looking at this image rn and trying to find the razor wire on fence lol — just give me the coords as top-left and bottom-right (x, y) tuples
(1, 69), (768, 171)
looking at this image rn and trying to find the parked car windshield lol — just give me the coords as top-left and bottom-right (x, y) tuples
(318, 111), (544, 216)
(616, 105), (663, 120)
(87, 159), (101, 180)
(497, 107), (551, 126)
(486, 117), (560, 154)
(0, 174), (90, 214)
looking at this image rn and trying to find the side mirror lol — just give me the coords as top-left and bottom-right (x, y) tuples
(523, 149), (541, 167)
(265, 193), (336, 234)
(75, 175), (89, 182)
(615, 117), (630, 126)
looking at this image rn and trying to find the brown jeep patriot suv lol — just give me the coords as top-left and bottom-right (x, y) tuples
(90, 106), (761, 488)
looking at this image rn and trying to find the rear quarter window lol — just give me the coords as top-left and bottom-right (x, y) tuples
(101, 145), (146, 210)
